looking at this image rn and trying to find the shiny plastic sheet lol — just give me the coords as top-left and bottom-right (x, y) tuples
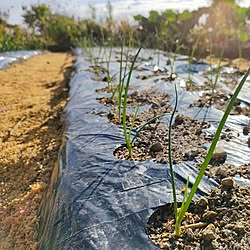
(39, 48), (249, 250)
(0, 50), (41, 69)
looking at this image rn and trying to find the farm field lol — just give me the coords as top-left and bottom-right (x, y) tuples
(0, 52), (74, 249)
(0, 0), (250, 249)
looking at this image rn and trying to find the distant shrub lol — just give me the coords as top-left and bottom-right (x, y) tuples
(0, 1), (249, 58)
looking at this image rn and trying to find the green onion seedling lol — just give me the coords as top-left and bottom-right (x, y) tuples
(122, 47), (142, 157)
(172, 67), (250, 236)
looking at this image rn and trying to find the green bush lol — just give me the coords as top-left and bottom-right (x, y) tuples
(0, 1), (249, 58)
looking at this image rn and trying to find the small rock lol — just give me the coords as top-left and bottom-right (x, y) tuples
(150, 142), (163, 152)
(160, 101), (168, 107)
(243, 126), (249, 135)
(185, 228), (195, 239)
(102, 76), (108, 82)
(159, 158), (167, 164)
(232, 243), (241, 250)
(202, 210), (217, 222)
(232, 224), (245, 233)
(174, 115), (184, 126)
(248, 137), (250, 147)
(160, 241), (170, 248)
(209, 145), (227, 165)
(107, 112), (115, 120)
(215, 167), (228, 178)
(149, 233), (158, 240)
(153, 65), (159, 72)
(222, 229), (232, 237)
(202, 224), (216, 240)
(184, 150), (199, 161)
(151, 101), (161, 109)
(221, 177), (234, 189)
(190, 150), (199, 158)
(211, 240), (219, 249)
(219, 220), (226, 227)
(198, 197), (208, 208)
(220, 134), (227, 140)
(141, 75), (148, 80)
(106, 98), (114, 105)
(195, 128), (202, 136)
(169, 73), (177, 81)
(234, 98), (241, 106)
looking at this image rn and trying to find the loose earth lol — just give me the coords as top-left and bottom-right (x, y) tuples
(0, 52), (74, 250)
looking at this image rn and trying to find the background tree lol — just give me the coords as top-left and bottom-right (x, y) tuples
(22, 4), (51, 36)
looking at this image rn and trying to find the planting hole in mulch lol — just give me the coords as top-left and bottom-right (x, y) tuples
(147, 177), (250, 249)
(113, 114), (211, 162)
(190, 93), (250, 117)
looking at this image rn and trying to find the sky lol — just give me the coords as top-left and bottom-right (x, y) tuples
(0, 0), (250, 25)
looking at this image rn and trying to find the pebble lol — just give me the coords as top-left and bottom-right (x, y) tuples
(231, 243), (241, 250)
(150, 142), (163, 152)
(243, 126), (249, 135)
(209, 145), (227, 165)
(203, 210), (217, 222)
(215, 167), (228, 178)
(141, 75), (148, 80)
(185, 228), (195, 239)
(222, 228), (232, 237)
(232, 224), (245, 233)
(221, 177), (234, 189)
(107, 112), (115, 120)
(198, 197), (208, 208)
(160, 241), (170, 248)
(169, 73), (177, 81)
(174, 115), (184, 126)
(159, 158), (167, 164)
(195, 128), (202, 136)
(151, 101), (161, 109)
(186, 150), (199, 160)
(211, 240), (219, 249)
(202, 224), (216, 240)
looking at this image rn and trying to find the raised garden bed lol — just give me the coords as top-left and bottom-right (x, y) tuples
(39, 48), (250, 249)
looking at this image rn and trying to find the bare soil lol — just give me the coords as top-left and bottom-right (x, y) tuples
(0, 52), (74, 250)
(147, 179), (250, 249)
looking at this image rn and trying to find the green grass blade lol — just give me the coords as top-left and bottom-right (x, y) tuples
(177, 66), (250, 225)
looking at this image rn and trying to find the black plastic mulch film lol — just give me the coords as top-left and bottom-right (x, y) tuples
(38, 48), (250, 250)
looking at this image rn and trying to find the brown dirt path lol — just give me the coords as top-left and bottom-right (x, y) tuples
(0, 52), (74, 250)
